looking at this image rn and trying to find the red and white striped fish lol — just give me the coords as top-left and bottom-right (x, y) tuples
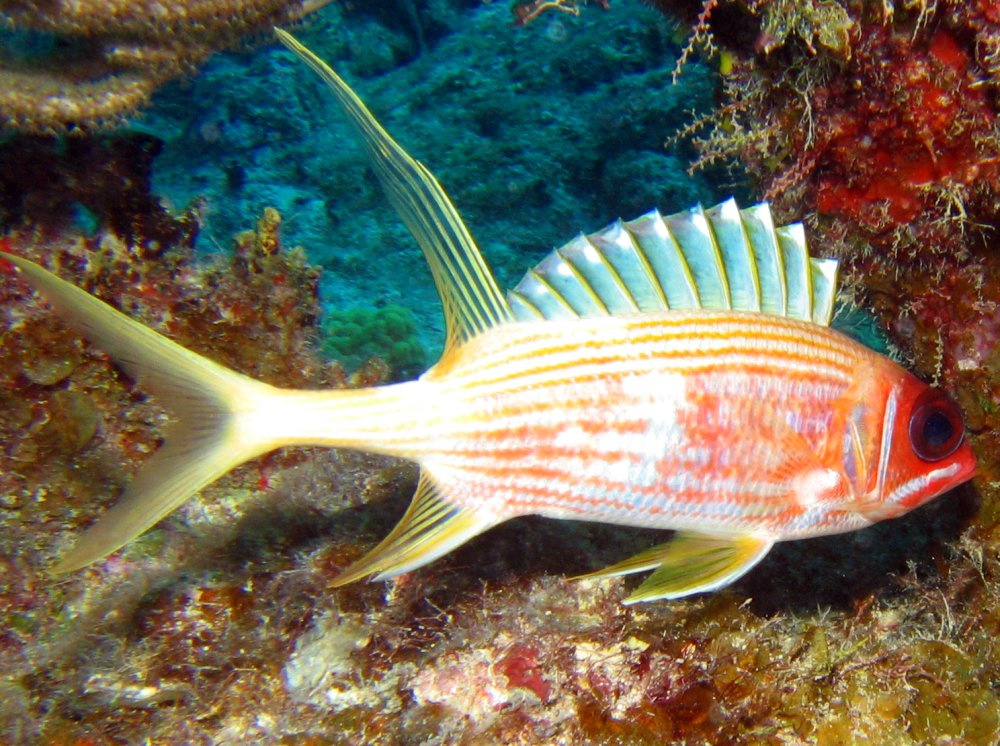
(6, 31), (976, 602)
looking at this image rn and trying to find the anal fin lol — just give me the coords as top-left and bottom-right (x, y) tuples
(332, 473), (495, 587)
(576, 532), (773, 604)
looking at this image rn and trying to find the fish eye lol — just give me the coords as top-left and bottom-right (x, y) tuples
(908, 388), (965, 462)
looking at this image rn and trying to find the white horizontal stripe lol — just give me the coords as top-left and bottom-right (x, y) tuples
(886, 462), (961, 506)
(450, 333), (859, 387)
(444, 354), (852, 406)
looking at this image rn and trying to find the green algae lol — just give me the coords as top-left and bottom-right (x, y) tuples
(321, 304), (426, 380)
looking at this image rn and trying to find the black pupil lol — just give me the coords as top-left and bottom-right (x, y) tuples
(922, 410), (955, 450)
(909, 391), (964, 462)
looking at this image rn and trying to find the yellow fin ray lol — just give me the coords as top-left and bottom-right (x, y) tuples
(577, 532), (773, 604)
(52, 425), (257, 572)
(332, 473), (496, 587)
(275, 29), (513, 353)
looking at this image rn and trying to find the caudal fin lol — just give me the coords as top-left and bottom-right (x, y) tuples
(6, 254), (283, 572)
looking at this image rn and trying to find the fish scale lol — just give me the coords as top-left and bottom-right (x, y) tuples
(399, 312), (872, 538)
(433, 313), (858, 420)
(3, 30), (976, 603)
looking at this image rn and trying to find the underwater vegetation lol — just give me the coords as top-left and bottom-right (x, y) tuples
(0, 1), (998, 744)
(321, 304), (426, 382)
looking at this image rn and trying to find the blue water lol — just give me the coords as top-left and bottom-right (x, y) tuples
(137, 0), (724, 356)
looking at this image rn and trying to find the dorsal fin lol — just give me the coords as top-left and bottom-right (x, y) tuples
(276, 29), (513, 353)
(508, 198), (839, 326)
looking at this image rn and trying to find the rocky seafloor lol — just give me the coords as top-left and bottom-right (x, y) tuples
(1, 1), (999, 743)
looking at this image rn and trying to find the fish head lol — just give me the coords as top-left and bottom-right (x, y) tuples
(857, 369), (976, 521)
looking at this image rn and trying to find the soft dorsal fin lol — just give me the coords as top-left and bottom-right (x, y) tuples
(276, 29), (513, 352)
(508, 198), (839, 326)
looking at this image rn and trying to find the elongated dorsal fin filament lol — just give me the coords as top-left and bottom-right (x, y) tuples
(276, 29), (513, 353)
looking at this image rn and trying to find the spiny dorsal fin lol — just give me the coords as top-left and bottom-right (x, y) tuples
(331, 472), (496, 587)
(576, 531), (773, 604)
(508, 199), (839, 326)
(276, 29), (513, 353)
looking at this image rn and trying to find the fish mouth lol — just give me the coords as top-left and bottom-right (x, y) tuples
(953, 457), (978, 485)
(892, 460), (971, 512)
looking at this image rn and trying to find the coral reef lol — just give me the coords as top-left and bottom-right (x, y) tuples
(0, 133), (201, 255)
(0, 279), (995, 743)
(0, 0), (332, 133)
(0, 204), (346, 555)
(1, 1), (1000, 744)
(669, 1), (999, 261)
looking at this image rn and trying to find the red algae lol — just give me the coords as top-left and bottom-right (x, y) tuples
(496, 642), (554, 703)
(669, 2), (998, 260)
(809, 24), (993, 237)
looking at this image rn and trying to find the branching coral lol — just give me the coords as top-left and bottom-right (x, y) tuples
(647, 0), (855, 74)
(0, 0), (334, 133)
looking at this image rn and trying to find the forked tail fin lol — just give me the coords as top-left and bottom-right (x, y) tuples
(6, 254), (286, 572)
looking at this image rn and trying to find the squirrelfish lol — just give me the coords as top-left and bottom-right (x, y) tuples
(5, 31), (976, 603)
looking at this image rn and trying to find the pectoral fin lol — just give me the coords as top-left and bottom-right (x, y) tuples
(577, 532), (773, 604)
(332, 473), (496, 587)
